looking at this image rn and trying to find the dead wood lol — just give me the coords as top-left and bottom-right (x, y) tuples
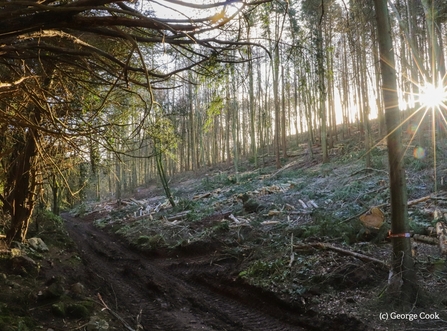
(308, 200), (318, 208)
(130, 198), (145, 207)
(165, 210), (191, 222)
(193, 192), (212, 200)
(350, 167), (389, 177)
(121, 213), (151, 224)
(261, 220), (280, 225)
(427, 226), (437, 237)
(287, 210), (312, 215)
(413, 234), (439, 245)
(295, 242), (389, 270)
(270, 160), (298, 178)
(97, 293), (137, 331)
(298, 199), (307, 209)
(436, 222), (447, 255)
(341, 193), (445, 224)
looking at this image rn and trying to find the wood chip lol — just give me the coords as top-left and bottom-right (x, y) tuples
(261, 221), (279, 225)
(298, 199), (307, 209)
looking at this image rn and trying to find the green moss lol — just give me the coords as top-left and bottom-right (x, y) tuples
(137, 235), (151, 245)
(51, 302), (66, 317)
(66, 302), (92, 318)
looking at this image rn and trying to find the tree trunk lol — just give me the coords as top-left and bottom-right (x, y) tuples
(373, 0), (418, 305)
(273, 43), (281, 168)
(317, 16), (328, 163)
(4, 127), (39, 245)
(51, 175), (61, 216)
(155, 146), (175, 207)
(281, 65), (287, 158)
(360, 35), (371, 168)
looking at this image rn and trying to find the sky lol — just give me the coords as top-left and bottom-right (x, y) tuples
(145, 0), (224, 20)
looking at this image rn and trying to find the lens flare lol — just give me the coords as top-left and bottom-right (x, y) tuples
(418, 81), (447, 109)
(413, 146), (426, 159)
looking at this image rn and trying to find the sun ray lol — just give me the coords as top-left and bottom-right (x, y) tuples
(360, 101), (427, 160)
(402, 107), (429, 161)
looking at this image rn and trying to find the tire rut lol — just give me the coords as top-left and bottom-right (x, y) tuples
(64, 214), (311, 331)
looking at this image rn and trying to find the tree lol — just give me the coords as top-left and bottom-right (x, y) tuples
(373, 0), (417, 305)
(0, 0), (269, 245)
(301, 0), (329, 163)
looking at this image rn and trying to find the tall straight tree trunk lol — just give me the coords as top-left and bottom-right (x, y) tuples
(317, 16), (328, 163)
(293, 74), (301, 146)
(325, 13), (335, 149)
(372, 28), (385, 137)
(232, 80), (239, 181)
(303, 83), (314, 160)
(226, 75), (232, 165)
(341, 36), (350, 138)
(258, 59), (266, 160)
(248, 45), (258, 167)
(421, 0), (445, 79)
(373, 0), (417, 305)
(360, 35), (372, 168)
(281, 65), (287, 158)
(273, 44), (281, 168)
(115, 154), (122, 204)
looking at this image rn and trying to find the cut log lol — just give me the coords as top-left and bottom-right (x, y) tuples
(359, 207), (385, 229)
(435, 222), (447, 255)
(165, 210), (191, 222)
(413, 234), (439, 245)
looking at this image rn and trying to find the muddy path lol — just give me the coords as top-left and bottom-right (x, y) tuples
(63, 213), (366, 331)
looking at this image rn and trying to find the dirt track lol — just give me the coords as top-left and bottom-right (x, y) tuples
(63, 213), (366, 331)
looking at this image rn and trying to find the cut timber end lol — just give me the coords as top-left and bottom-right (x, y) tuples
(359, 207), (385, 229)
(436, 222), (447, 255)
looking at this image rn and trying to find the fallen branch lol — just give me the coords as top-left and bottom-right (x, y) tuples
(228, 214), (241, 224)
(295, 242), (389, 270)
(407, 195), (431, 206)
(130, 198), (146, 207)
(308, 200), (318, 208)
(271, 160), (298, 178)
(287, 210), (312, 215)
(193, 192), (212, 200)
(298, 199), (307, 209)
(97, 293), (137, 331)
(261, 220), (280, 225)
(350, 167), (389, 177)
(413, 234), (439, 245)
(165, 210), (191, 222)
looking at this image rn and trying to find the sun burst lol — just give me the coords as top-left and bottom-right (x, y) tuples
(417, 79), (447, 110)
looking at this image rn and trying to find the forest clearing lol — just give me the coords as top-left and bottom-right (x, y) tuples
(1, 127), (447, 330)
(0, 0), (447, 330)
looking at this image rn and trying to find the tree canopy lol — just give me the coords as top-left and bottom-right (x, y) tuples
(0, 0), (268, 244)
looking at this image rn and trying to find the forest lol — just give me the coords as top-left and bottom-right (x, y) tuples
(0, 0), (447, 330)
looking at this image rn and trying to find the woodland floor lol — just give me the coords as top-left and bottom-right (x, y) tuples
(2, 129), (447, 330)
